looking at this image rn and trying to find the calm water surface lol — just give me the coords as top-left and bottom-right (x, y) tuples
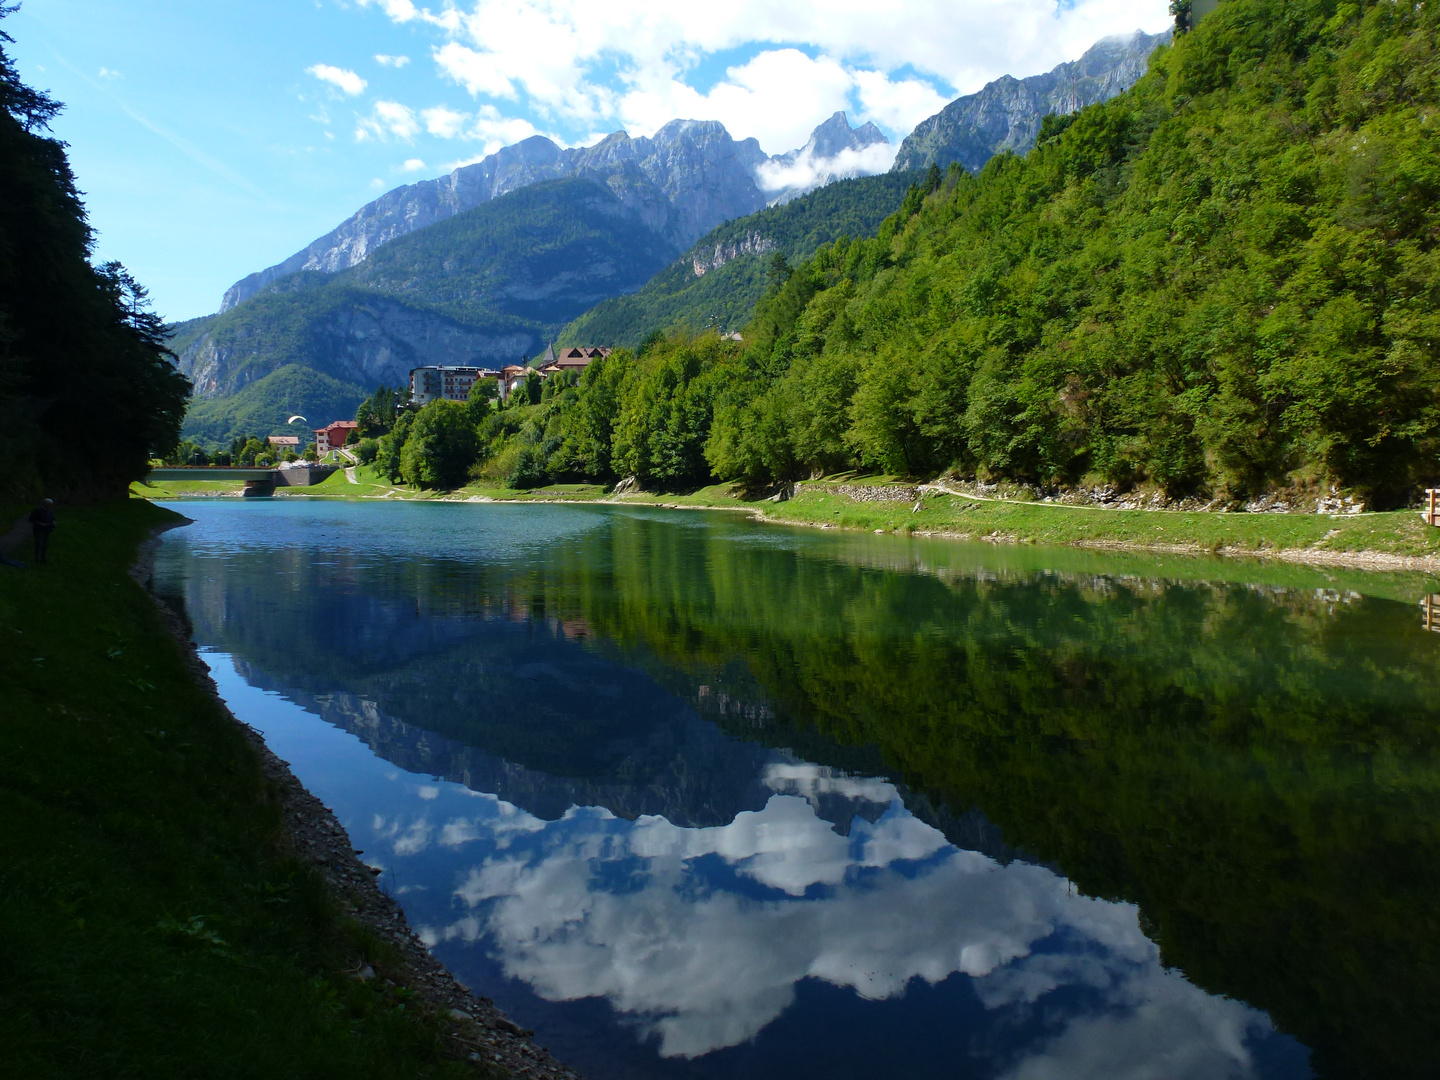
(153, 500), (1440, 1080)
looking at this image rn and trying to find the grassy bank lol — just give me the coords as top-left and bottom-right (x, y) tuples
(759, 483), (1440, 560)
(132, 469), (1440, 563)
(0, 498), (483, 1079)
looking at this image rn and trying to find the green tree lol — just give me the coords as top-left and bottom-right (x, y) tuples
(613, 337), (729, 488)
(398, 401), (477, 489)
(355, 385), (400, 437)
(466, 378), (498, 425)
(557, 351), (635, 480)
(0, 15), (189, 499)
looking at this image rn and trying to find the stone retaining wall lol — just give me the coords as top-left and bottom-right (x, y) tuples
(795, 482), (919, 503)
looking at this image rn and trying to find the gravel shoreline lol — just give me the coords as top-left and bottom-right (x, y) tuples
(131, 520), (584, 1080)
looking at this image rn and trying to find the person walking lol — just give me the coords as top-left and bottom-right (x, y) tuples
(29, 498), (55, 565)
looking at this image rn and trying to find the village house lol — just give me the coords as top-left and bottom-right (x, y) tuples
(314, 420), (359, 455)
(266, 435), (301, 453)
(554, 345), (611, 372)
(492, 345), (613, 401)
(499, 364), (529, 401)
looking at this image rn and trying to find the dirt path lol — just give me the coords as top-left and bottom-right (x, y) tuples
(132, 520), (584, 1080)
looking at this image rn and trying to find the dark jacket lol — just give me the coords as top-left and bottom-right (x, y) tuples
(29, 506), (55, 532)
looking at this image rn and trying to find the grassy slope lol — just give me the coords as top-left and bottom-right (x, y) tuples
(760, 484), (1440, 558)
(0, 498), (486, 1080)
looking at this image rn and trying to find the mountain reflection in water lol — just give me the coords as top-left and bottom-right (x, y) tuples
(155, 500), (1440, 1080)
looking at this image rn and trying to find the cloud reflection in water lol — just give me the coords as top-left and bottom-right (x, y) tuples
(389, 763), (1277, 1074)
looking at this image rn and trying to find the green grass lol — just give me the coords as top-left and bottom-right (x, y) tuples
(0, 498), (492, 1080)
(132, 477), (246, 497)
(756, 485), (1440, 559)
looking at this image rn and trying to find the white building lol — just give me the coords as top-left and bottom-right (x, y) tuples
(409, 366), (501, 407)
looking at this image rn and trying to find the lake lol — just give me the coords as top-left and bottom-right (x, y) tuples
(152, 499), (1440, 1080)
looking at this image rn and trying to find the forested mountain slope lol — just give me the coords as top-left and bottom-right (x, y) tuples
(559, 172), (918, 349)
(711, 0), (1440, 506)
(444, 0), (1440, 510)
(178, 178), (676, 442)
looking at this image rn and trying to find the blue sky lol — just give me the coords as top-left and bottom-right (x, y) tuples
(8, 0), (1169, 321)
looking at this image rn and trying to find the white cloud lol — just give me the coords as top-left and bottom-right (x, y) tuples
(307, 63), (368, 97)
(468, 105), (541, 152)
(853, 69), (952, 135)
(98, 66), (121, 80)
(375, 53), (411, 67)
(756, 141), (897, 195)
(619, 49), (855, 155)
(356, 100), (420, 141)
(359, 0), (464, 32)
(421, 105), (468, 138)
(354, 0), (1171, 153)
(401, 158), (428, 171)
(360, 0), (421, 22)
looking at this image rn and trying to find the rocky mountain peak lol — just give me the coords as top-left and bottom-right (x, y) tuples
(890, 27), (1170, 174)
(221, 119), (776, 312)
(760, 112), (894, 206)
(804, 111), (889, 160)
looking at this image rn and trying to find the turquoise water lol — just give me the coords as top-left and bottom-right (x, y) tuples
(153, 500), (1440, 1080)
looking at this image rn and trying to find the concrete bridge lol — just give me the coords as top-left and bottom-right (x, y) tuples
(146, 465), (338, 496)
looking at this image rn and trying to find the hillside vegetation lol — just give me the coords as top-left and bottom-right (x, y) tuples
(182, 363), (374, 447)
(698, 0), (1440, 506)
(409, 0), (1440, 511)
(559, 172), (918, 348)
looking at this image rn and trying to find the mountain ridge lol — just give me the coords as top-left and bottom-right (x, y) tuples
(892, 29), (1170, 173)
(221, 116), (885, 312)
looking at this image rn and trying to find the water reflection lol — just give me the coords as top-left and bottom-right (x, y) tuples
(206, 651), (1289, 1080)
(155, 500), (1440, 1080)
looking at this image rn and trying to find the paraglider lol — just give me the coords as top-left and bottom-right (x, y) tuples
(287, 415), (307, 424)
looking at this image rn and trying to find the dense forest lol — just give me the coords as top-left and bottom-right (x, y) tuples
(0, 11), (187, 500)
(375, 0), (1440, 508)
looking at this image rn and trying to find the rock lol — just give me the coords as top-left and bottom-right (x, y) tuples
(449, 1008), (473, 1022)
